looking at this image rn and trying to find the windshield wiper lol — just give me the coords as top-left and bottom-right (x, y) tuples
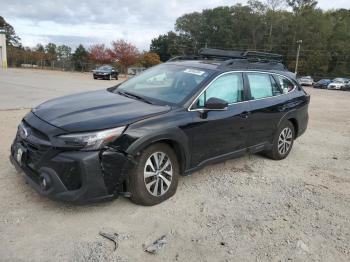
(117, 91), (153, 104)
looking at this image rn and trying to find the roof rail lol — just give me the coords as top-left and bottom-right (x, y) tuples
(167, 55), (202, 62)
(218, 58), (287, 71)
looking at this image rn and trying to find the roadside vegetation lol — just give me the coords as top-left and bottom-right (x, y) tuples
(0, 17), (161, 73)
(150, 0), (350, 78)
(1, 0), (350, 77)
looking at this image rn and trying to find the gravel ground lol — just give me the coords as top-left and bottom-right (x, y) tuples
(0, 68), (123, 110)
(0, 69), (349, 262)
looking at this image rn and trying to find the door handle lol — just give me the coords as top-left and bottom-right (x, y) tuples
(240, 111), (250, 119)
(278, 105), (288, 111)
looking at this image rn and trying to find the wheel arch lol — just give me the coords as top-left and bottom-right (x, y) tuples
(277, 110), (300, 138)
(287, 117), (299, 138)
(125, 130), (190, 175)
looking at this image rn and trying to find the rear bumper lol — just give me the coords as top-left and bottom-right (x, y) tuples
(93, 73), (109, 76)
(10, 146), (133, 204)
(298, 113), (308, 138)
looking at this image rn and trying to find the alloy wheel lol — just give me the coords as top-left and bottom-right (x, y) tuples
(278, 127), (293, 155)
(144, 152), (173, 197)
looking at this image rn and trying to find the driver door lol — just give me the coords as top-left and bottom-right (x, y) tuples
(188, 72), (250, 166)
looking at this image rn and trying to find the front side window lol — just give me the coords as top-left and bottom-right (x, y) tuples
(116, 64), (212, 104)
(196, 73), (244, 107)
(247, 73), (282, 99)
(275, 75), (295, 93)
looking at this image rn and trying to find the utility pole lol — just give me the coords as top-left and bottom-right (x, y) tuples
(0, 28), (8, 68)
(295, 40), (302, 75)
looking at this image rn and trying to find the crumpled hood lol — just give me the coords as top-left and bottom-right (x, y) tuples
(32, 90), (171, 132)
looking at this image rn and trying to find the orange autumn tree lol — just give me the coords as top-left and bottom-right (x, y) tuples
(109, 40), (140, 73)
(138, 52), (161, 68)
(88, 44), (113, 65)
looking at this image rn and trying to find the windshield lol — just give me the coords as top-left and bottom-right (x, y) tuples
(333, 78), (345, 83)
(116, 64), (212, 104)
(98, 66), (112, 70)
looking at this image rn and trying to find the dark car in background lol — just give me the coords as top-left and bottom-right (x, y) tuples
(313, 79), (331, 89)
(10, 48), (309, 206)
(93, 65), (119, 80)
(342, 81), (350, 91)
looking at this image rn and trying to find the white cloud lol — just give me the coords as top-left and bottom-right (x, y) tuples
(2, 0), (349, 50)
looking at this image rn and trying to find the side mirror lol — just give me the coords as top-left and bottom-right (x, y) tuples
(204, 97), (228, 110)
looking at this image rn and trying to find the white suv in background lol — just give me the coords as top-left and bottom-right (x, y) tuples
(298, 76), (314, 86)
(328, 78), (349, 90)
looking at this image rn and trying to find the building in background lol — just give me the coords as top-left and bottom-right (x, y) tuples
(127, 66), (145, 75)
(0, 28), (7, 68)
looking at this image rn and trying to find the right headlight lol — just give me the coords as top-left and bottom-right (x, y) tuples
(57, 126), (126, 151)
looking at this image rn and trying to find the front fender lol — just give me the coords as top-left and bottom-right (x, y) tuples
(112, 108), (193, 172)
(126, 127), (190, 168)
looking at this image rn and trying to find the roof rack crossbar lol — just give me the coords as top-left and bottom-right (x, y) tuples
(166, 48), (285, 69)
(167, 55), (202, 62)
(198, 48), (243, 60)
(242, 51), (283, 62)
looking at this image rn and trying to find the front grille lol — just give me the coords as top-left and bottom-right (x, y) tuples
(21, 139), (50, 167)
(15, 121), (53, 169)
(22, 120), (50, 141)
(14, 121), (82, 191)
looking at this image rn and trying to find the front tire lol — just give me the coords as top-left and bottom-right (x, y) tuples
(129, 143), (179, 206)
(265, 121), (295, 160)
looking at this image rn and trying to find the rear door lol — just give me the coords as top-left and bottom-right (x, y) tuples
(245, 72), (287, 147)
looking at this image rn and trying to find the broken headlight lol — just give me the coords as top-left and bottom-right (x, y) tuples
(58, 126), (126, 151)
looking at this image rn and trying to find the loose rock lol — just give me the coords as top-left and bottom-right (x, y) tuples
(144, 235), (168, 254)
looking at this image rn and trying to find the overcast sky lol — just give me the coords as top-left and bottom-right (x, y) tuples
(2, 0), (350, 51)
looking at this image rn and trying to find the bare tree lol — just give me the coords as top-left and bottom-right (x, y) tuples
(265, 0), (286, 50)
(266, 0), (286, 11)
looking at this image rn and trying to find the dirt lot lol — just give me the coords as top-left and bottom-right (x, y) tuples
(0, 69), (349, 262)
(0, 68), (123, 110)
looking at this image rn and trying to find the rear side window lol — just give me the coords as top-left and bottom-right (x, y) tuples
(275, 75), (295, 93)
(197, 73), (244, 107)
(247, 73), (281, 99)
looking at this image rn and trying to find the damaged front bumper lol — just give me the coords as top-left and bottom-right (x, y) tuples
(10, 141), (134, 204)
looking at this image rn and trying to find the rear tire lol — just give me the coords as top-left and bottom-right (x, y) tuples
(265, 121), (295, 160)
(129, 143), (179, 206)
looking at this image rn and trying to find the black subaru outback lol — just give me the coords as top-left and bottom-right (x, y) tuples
(10, 49), (309, 205)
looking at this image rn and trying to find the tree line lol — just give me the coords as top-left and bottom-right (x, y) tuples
(2, 0), (350, 77)
(0, 16), (161, 73)
(150, 0), (350, 77)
